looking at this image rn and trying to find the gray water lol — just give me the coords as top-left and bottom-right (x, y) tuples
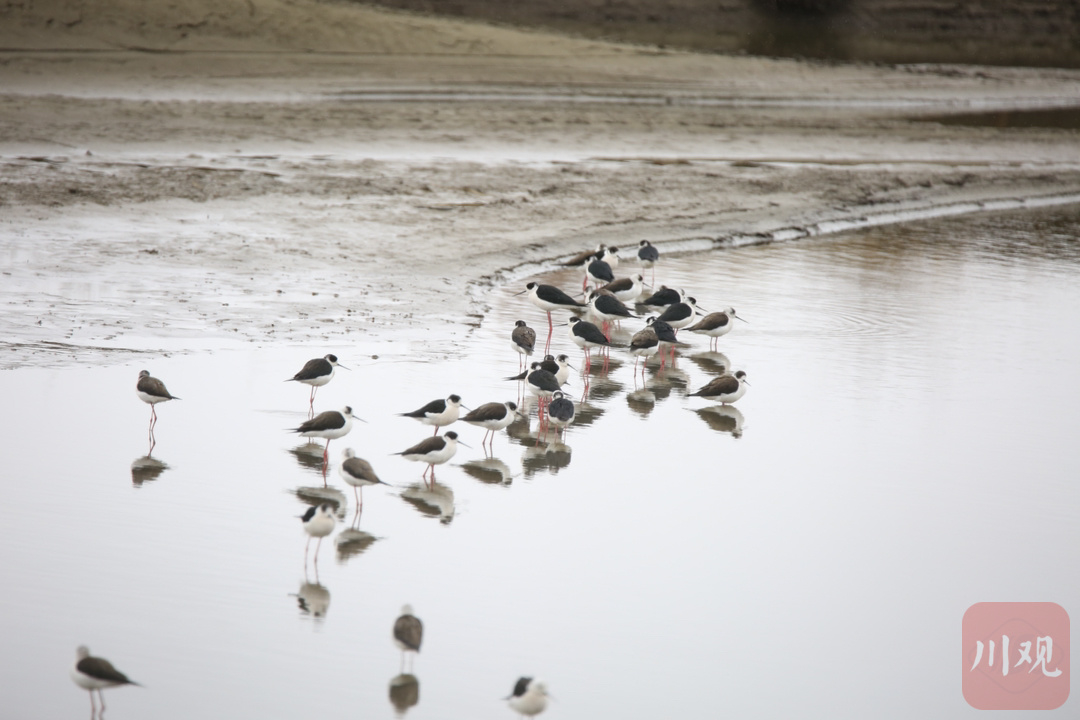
(2, 206), (1079, 719)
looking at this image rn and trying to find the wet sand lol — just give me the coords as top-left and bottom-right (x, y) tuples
(2, 1), (1080, 367)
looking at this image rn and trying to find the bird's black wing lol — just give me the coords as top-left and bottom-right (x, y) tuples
(691, 375), (740, 397)
(511, 677), (532, 698)
(401, 398), (447, 418)
(537, 284), (584, 307)
(137, 375), (176, 400)
(342, 456), (381, 484)
(296, 410), (346, 432)
(398, 435), (448, 456)
(77, 657), (135, 685)
(463, 402), (508, 423)
(291, 357), (331, 382)
(574, 321), (613, 346)
(528, 370), (561, 393)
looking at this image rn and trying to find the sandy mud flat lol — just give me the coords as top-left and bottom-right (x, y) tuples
(2, 1), (1080, 367)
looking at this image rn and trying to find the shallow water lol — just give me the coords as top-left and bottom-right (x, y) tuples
(2, 206), (1079, 718)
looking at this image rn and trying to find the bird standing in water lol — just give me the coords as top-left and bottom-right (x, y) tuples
(136, 369), (180, 453)
(506, 677), (550, 718)
(393, 604), (424, 673)
(70, 645), (141, 715)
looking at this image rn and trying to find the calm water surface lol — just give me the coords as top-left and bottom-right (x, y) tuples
(2, 207), (1079, 719)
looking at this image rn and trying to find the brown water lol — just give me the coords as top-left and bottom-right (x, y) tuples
(1, 206), (1079, 718)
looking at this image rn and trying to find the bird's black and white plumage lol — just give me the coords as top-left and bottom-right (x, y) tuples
(339, 448), (389, 508)
(646, 317), (684, 346)
(137, 369), (179, 449)
(301, 503), (336, 568)
(519, 282), (586, 340)
(287, 354), (346, 414)
(520, 282), (585, 312)
(639, 285), (684, 311)
(136, 370), (179, 405)
(71, 646), (140, 714)
(301, 503), (336, 537)
(585, 254), (615, 289)
(689, 370), (749, 404)
(552, 354), (573, 385)
(601, 245), (621, 269)
(292, 406), (356, 439)
(587, 290), (636, 325)
(568, 316), (617, 351)
(524, 362), (561, 402)
(637, 239), (659, 266)
(629, 324), (660, 374)
(462, 400), (521, 447)
(599, 274), (646, 304)
(685, 307), (745, 349)
(638, 239), (659, 283)
(646, 316), (690, 367)
(506, 354), (570, 385)
(291, 406), (358, 464)
(287, 354), (344, 387)
(506, 677), (550, 717)
(396, 431), (463, 484)
(400, 394), (464, 435)
(506, 353), (553, 381)
(511, 320), (536, 364)
(656, 297), (702, 330)
(546, 391), (575, 434)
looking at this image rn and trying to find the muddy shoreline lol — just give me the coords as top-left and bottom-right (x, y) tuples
(3, 15), (1080, 369)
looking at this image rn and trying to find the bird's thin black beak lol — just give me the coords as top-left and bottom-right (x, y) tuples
(338, 364), (351, 370)
(514, 289), (527, 296)
(458, 440), (472, 449)
(736, 316), (749, 323)
(460, 404), (473, 412)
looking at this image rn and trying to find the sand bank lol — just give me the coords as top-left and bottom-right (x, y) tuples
(2, 1), (1080, 367)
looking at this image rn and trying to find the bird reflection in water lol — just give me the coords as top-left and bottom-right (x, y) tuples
(647, 364), (690, 400)
(693, 405), (746, 438)
(293, 487), (346, 517)
(582, 361), (624, 403)
(568, 400), (604, 429)
(130, 455), (169, 486)
(388, 673), (420, 717)
(289, 441), (332, 486)
(461, 456), (515, 485)
(400, 482), (455, 524)
(293, 579), (330, 621)
(626, 387), (656, 418)
(335, 527), (379, 564)
(522, 440), (572, 477)
(687, 351), (732, 376)
(505, 413), (533, 444)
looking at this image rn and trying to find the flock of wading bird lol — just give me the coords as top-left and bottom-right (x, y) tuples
(90, 240), (748, 717)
